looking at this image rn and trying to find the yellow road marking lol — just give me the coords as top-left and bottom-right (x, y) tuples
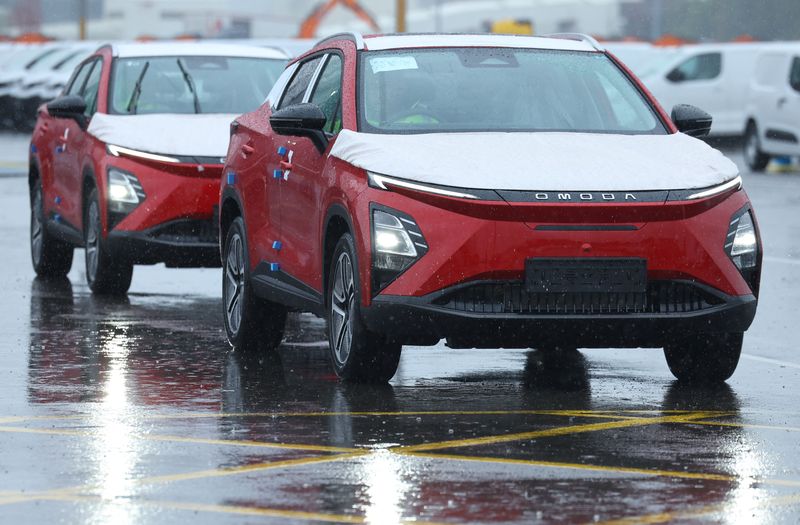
(595, 491), (800, 525)
(401, 412), (729, 452)
(401, 451), (734, 482)
(688, 420), (800, 433)
(0, 409), (647, 425)
(0, 426), (358, 453)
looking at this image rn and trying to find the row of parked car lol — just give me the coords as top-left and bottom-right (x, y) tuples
(28, 33), (760, 384)
(608, 41), (800, 170)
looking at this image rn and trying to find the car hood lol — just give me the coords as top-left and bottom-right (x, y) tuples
(330, 130), (738, 192)
(88, 113), (237, 158)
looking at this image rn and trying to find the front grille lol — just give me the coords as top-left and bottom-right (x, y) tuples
(432, 281), (724, 315)
(151, 219), (218, 244)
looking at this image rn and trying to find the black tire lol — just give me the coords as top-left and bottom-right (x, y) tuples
(84, 188), (133, 295)
(327, 233), (402, 383)
(30, 181), (74, 277)
(744, 123), (770, 172)
(222, 217), (287, 354)
(664, 332), (743, 383)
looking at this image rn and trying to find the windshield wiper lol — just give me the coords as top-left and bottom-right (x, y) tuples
(176, 58), (201, 114)
(126, 61), (150, 114)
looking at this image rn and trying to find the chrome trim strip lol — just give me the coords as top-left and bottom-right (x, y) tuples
(107, 144), (179, 164)
(687, 176), (742, 200)
(368, 173), (479, 200)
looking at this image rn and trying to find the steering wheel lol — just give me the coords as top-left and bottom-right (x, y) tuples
(387, 107), (440, 125)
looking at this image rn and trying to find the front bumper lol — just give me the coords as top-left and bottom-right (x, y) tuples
(107, 218), (220, 268)
(362, 279), (757, 348)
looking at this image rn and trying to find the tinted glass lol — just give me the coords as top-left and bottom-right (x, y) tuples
(790, 57), (800, 92)
(110, 56), (287, 115)
(667, 53), (722, 82)
(279, 56), (323, 109)
(360, 48), (663, 134)
(82, 60), (102, 116)
(309, 55), (343, 134)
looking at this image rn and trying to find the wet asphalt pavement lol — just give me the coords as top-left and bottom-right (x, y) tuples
(1, 134), (800, 524)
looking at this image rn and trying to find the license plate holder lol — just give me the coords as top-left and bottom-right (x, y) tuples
(525, 258), (647, 293)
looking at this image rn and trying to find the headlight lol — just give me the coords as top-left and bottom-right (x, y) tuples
(371, 207), (428, 295)
(726, 210), (757, 270)
(107, 168), (145, 215)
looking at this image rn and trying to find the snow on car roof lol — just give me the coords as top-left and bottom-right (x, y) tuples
(110, 42), (288, 60)
(361, 34), (598, 53)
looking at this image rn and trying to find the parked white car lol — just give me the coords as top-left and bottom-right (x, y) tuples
(743, 43), (800, 171)
(641, 43), (779, 137)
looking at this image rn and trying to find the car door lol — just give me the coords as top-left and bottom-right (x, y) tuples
(279, 53), (343, 295)
(659, 52), (727, 131)
(47, 59), (93, 231)
(769, 56), (800, 155)
(52, 57), (102, 232)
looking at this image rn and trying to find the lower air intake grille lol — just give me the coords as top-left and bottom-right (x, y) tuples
(432, 281), (724, 315)
(151, 220), (218, 244)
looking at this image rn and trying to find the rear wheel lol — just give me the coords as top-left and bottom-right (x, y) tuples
(744, 124), (770, 172)
(30, 182), (74, 277)
(327, 233), (401, 383)
(222, 217), (287, 353)
(84, 188), (133, 295)
(664, 332), (743, 383)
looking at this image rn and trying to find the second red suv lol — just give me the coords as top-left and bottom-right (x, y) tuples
(220, 33), (760, 383)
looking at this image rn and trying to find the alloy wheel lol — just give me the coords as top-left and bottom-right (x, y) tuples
(31, 187), (43, 267)
(225, 232), (245, 335)
(330, 251), (355, 366)
(86, 201), (100, 281)
(745, 131), (759, 166)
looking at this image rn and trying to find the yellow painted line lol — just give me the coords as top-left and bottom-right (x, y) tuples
(401, 412), (729, 452)
(595, 491), (800, 525)
(400, 451), (735, 482)
(0, 426), (357, 453)
(0, 409), (648, 424)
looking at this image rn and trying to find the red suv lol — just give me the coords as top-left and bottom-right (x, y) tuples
(220, 33), (760, 383)
(29, 43), (287, 294)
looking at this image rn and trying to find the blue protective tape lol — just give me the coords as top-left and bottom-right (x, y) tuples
(54, 196), (62, 205)
(269, 262), (280, 272)
(30, 144), (37, 153)
(55, 145), (63, 154)
(54, 214), (61, 223)
(273, 169), (283, 179)
(272, 240), (282, 250)
(277, 146), (287, 156)
(226, 171), (236, 185)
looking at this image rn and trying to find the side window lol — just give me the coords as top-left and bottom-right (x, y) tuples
(278, 56), (323, 109)
(790, 57), (800, 93)
(81, 59), (102, 117)
(309, 54), (343, 134)
(667, 53), (722, 83)
(267, 62), (299, 109)
(65, 61), (93, 96)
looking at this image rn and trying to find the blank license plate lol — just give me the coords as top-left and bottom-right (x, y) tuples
(525, 258), (647, 293)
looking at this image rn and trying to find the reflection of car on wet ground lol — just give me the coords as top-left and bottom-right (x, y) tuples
(29, 42), (288, 294)
(220, 32), (761, 384)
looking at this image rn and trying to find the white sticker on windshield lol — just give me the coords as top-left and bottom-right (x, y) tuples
(370, 56), (418, 74)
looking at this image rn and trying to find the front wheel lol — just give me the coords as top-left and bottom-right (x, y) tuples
(327, 233), (401, 383)
(664, 332), (743, 383)
(84, 188), (133, 295)
(222, 217), (287, 354)
(744, 124), (770, 172)
(30, 182), (73, 277)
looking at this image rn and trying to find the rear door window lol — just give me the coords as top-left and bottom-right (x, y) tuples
(667, 53), (722, 82)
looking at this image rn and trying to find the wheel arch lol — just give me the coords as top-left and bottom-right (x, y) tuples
(322, 203), (356, 303)
(220, 187), (244, 257)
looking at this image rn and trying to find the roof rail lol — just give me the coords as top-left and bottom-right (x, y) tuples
(314, 32), (365, 50)
(543, 33), (604, 51)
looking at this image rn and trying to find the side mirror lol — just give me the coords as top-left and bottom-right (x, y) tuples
(269, 103), (328, 153)
(666, 69), (685, 83)
(671, 104), (712, 138)
(46, 95), (87, 128)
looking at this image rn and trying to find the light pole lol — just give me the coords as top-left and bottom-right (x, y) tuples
(78, 0), (88, 40)
(396, 0), (406, 33)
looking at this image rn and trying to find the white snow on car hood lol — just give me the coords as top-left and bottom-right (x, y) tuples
(88, 113), (237, 158)
(330, 130), (739, 191)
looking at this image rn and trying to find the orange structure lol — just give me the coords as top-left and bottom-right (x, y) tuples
(298, 0), (380, 38)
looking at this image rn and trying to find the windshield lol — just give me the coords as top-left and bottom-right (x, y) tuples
(359, 48), (665, 135)
(109, 55), (287, 115)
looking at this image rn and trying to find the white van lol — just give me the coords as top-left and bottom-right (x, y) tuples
(642, 43), (775, 137)
(743, 44), (800, 171)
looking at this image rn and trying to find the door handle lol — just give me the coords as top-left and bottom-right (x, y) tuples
(280, 160), (293, 171)
(778, 97), (788, 108)
(241, 144), (255, 156)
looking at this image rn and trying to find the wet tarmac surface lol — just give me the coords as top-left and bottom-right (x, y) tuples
(2, 139), (800, 523)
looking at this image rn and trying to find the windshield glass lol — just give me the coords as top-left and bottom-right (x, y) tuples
(360, 48), (665, 134)
(109, 55), (287, 115)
